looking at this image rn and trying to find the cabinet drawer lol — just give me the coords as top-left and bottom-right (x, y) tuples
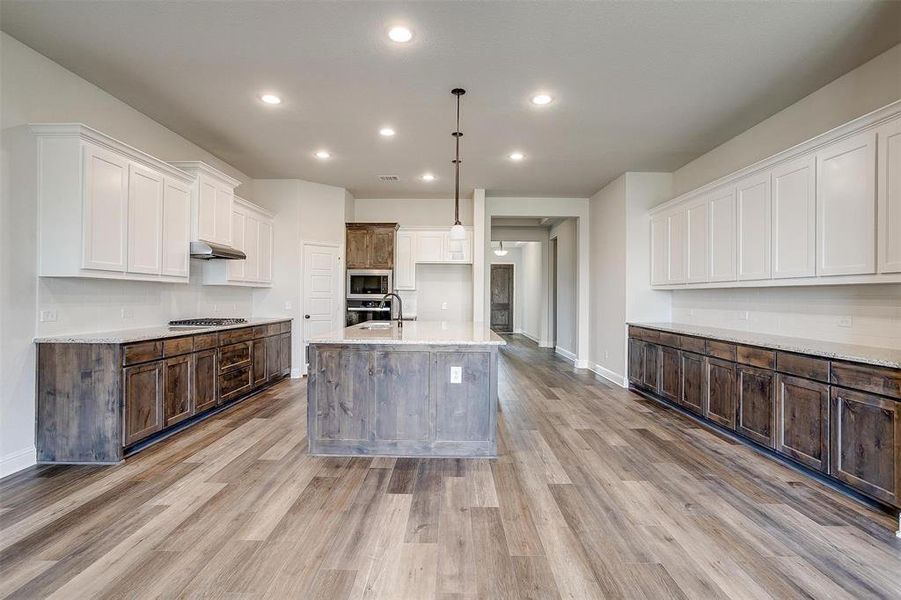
(777, 352), (830, 383)
(163, 336), (194, 357)
(278, 321), (291, 334)
(219, 341), (251, 373)
(679, 335), (706, 354)
(219, 366), (252, 402)
(657, 332), (680, 349)
(629, 327), (659, 343)
(193, 333), (218, 351)
(123, 341), (163, 366)
(253, 325), (269, 339)
(706, 339), (737, 361)
(831, 361), (901, 400)
(219, 327), (254, 345)
(736, 345), (775, 370)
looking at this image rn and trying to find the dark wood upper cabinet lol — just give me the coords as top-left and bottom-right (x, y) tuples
(345, 223), (398, 269)
(830, 386), (900, 505)
(659, 346), (681, 402)
(680, 351), (706, 415)
(163, 354), (193, 427)
(736, 364), (776, 448)
(776, 374), (829, 472)
(194, 349), (218, 413)
(123, 361), (163, 446)
(705, 357), (736, 430)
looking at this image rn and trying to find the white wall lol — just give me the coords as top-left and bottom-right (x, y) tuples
(352, 197), (473, 226)
(520, 242), (544, 342)
(0, 33), (256, 477)
(414, 265), (473, 322)
(550, 218), (578, 358)
(489, 246), (523, 333)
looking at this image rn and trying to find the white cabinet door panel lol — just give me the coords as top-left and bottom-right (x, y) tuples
(685, 200), (708, 283)
(258, 220), (273, 284)
(816, 130), (876, 276)
(215, 186), (234, 245)
(244, 215), (260, 282)
(650, 215), (668, 285)
(666, 209), (687, 284)
(416, 231), (445, 263)
(878, 117), (901, 273)
(736, 172), (771, 281)
(161, 178), (191, 277)
(82, 143), (128, 272)
(196, 179), (217, 244)
(127, 164), (163, 275)
(228, 209), (246, 281)
(395, 231), (415, 289)
(708, 187), (737, 282)
(772, 155), (816, 279)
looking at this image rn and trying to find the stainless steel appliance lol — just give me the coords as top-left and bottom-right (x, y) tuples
(168, 317), (248, 329)
(345, 300), (392, 327)
(346, 269), (392, 300)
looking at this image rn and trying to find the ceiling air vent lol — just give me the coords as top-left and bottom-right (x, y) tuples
(378, 175), (400, 182)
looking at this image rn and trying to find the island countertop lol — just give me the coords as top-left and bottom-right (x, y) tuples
(309, 321), (506, 346)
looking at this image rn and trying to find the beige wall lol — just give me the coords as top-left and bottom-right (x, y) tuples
(352, 197), (474, 227)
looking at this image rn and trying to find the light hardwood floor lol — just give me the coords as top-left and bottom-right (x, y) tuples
(1, 335), (900, 599)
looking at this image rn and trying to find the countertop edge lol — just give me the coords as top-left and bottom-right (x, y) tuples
(34, 317), (293, 344)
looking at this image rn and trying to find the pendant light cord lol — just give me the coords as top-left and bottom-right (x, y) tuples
(452, 88), (465, 226)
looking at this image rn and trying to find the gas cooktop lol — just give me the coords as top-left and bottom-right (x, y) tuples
(168, 318), (248, 328)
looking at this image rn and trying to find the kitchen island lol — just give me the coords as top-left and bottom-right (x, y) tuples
(307, 321), (505, 457)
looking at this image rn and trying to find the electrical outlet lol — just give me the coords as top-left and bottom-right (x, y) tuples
(441, 302), (448, 310)
(39, 310), (57, 323)
(284, 301), (292, 310)
(838, 316), (853, 328)
(121, 308), (133, 319)
(738, 311), (749, 321)
(450, 366), (462, 384)
(604, 350), (609, 359)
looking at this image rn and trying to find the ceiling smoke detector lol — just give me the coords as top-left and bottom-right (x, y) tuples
(378, 175), (400, 182)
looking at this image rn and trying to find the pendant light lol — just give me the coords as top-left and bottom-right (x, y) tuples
(494, 241), (508, 257)
(449, 88), (467, 241)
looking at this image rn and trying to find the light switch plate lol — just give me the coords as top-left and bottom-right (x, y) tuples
(39, 309), (58, 323)
(442, 302), (448, 310)
(838, 316), (853, 328)
(450, 366), (462, 384)
(121, 308), (133, 319)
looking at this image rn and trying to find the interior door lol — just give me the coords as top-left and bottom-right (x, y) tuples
(302, 243), (340, 375)
(490, 263), (514, 333)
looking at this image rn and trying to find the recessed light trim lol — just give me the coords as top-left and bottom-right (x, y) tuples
(260, 93), (282, 105)
(388, 26), (413, 43)
(421, 173), (435, 182)
(379, 127), (396, 137)
(508, 152), (525, 161)
(530, 93), (553, 106)
(314, 150), (331, 160)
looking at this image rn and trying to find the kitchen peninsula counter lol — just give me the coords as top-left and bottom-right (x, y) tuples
(307, 321), (505, 457)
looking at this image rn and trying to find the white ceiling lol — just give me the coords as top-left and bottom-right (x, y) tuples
(2, 1), (899, 198)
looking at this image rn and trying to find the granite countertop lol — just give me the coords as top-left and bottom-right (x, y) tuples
(628, 322), (900, 369)
(34, 317), (292, 344)
(310, 321), (506, 346)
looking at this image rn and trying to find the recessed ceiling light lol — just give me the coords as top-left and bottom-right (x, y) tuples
(388, 26), (413, 43)
(314, 150), (331, 160)
(421, 173), (435, 182)
(531, 93), (553, 106)
(509, 152), (525, 161)
(260, 94), (282, 105)
(379, 127), (396, 137)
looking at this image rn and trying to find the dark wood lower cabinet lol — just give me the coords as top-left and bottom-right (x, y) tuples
(194, 349), (218, 413)
(267, 334), (281, 380)
(680, 351), (706, 415)
(705, 357), (736, 430)
(776, 374), (829, 472)
(123, 361), (163, 446)
(628, 338), (644, 384)
(252, 338), (268, 387)
(642, 343), (660, 392)
(163, 354), (194, 427)
(831, 387), (900, 506)
(736, 364), (776, 448)
(659, 346), (681, 402)
(279, 333), (291, 376)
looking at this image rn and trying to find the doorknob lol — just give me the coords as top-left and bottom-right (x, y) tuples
(304, 315), (311, 319)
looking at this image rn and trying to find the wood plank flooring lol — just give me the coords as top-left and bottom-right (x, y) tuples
(2, 335), (900, 599)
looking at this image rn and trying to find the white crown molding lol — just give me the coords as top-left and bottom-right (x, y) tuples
(168, 160), (242, 188)
(234, 195), (274, 219)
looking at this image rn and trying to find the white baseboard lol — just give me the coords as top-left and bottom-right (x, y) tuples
(291, 367), (303, 379)
(1, 446), (36, 479)
(575, 359), (589, 369)
(539, 338), (553, 348)
(589, 363), (628, 388)
(519, 331), (540, 344)
(555, 346), (577, 362)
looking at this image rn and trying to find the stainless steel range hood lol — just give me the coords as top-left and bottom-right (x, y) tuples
(189, 241), (246, 260)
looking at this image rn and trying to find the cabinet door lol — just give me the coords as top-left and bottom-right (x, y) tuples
(279, 333), (291, 376)
(736, 172), (772, 281)
(374, 350), (430, 441)
(641, 343), (659, 392)
(708, 187), (737, 282)
(258, 220), (273, 283)
(244, 214), (260, 281)
(82, 143), (128, 272)
(227, 209), (246, 281)
(816, 130), (877, 276)
(666, 210), (687, 284)
(680, 351), (706, 415)
(369, 228), (395, 269)
(831, 387), (899, 506)
(127, 164), (164, 275)
(650, 215), (668, 285)
(775, 374), (829, 472)
(194, 349), (218, 413)
(196, 179), (217, 243)
(161, 178), (191, 277)
(252, 338), (268, 387)
(772, 155), (816, 279)
(736, 364), (776, 448)
(416, 231), (446, 263)
(877, 117), (901, 273)
(311, 348), (372, 441)
(685, 200), (709, 283)
(659, 346), (681, 402)
(215, 186), (234, 245)
(446, 229), (472, 263)
(346, 228), (371, 269)
(266, 334), (280, 380)
(123, 361), (163, 446)
(395, 231), (415, 290)
(628, 338), (644, 385)
(163, 354), (193, 427)
(705, 357), (736, 430)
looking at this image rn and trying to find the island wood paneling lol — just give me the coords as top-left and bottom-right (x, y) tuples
(435, 351), (491, 442)
(374, 350), (430, 441)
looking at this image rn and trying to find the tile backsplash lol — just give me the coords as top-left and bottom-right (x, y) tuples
(671, 284), (900, 349)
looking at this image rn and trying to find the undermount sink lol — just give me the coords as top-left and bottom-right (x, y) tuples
(359, 322), (394, 330)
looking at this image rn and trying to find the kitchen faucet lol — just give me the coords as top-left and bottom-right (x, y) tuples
(379, 292), (403, 329)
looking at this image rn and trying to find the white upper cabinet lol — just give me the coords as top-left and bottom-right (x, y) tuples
(771, 155), (816, 279)
(203, 197), (274, 287)
(415, 231), (446, 263)
(685, 199), (709, 283)
(216, 186), (234, 246)
(258, 220), (273, 283)
(168, 162), (240, 247)
(82, 143), (129, 272)
(394, 227), (473, 289)
(708, 186), (737, 282)
(666, 209), (687, 284)
(394, 230), (415, 290)
(32, 124), (193, 282)
(877, 116), (901, 273)
(816, 130), (876, 276)
(196, 179), (217, 244)
(227, 208), (246, 281)
(244, 213), (260, 281)
(736, 172), (772, 281)
(650, 215), (668, 286)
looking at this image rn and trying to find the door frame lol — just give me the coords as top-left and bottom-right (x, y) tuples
(489, 262), (515, 333)
(300, 240), (343, 376)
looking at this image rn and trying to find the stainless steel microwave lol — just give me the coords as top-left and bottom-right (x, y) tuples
(346, 269), (392, 300)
